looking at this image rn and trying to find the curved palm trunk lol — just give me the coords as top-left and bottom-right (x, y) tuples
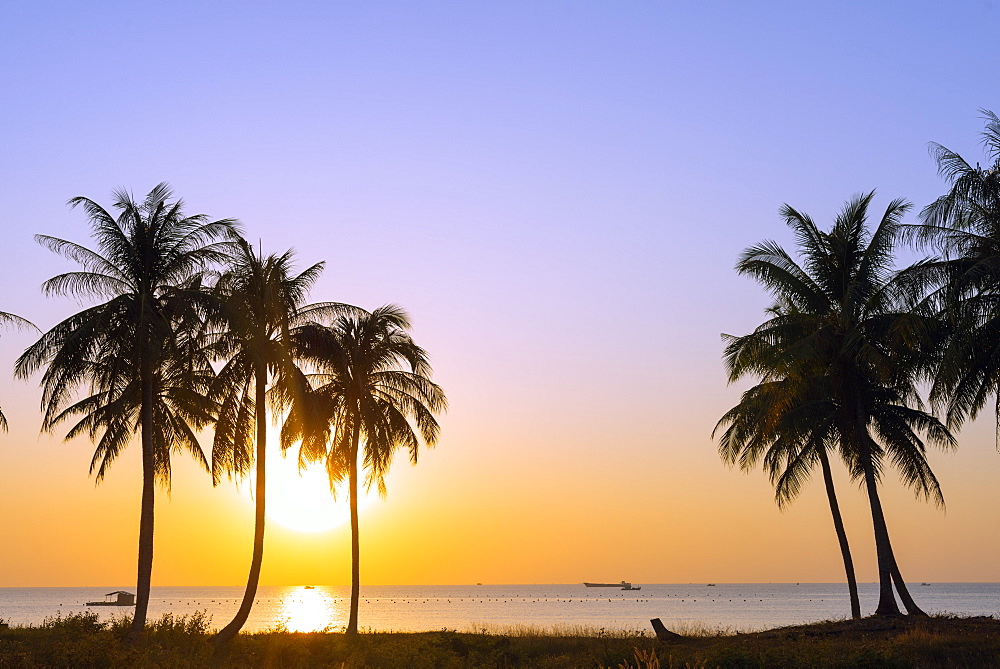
(126, 362), (156, 643)
(859, 451), (902, 616)
(890, 550), (926, 616)
(858, 434), (926, 617)
(214, 365), (269, 647)
(817, 448), (860, 619)
(346, 421), (361, 636)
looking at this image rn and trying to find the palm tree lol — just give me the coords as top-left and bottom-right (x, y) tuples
(0, 311), (37, 431)
(902, 110), (1000, 433)
(716, 310), (862, 619)
(730, 192), (955, 616)
(205, 237), (349, 646)
(279, 305), (446, 635)
(15, 184), (238, 641)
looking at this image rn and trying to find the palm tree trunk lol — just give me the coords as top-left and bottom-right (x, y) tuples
(214, 365), (269, 647)
(817, 448), (860, 619)
(126, 361), (156, 643)
(890, 552), (927, 616)
(857, 432), (925, 617)
(346, 420), (361, 636)
(860, 452), (902, 616)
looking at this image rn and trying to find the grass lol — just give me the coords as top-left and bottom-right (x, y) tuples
(0, 611), (997, 667)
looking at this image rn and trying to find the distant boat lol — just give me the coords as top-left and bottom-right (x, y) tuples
(622, 585), (641, 591)
(921, 583), (931, 586)
(707, 583), (716, 587)
(86, 591), (135, 607)
(584, 581), (632, 588)
(303, 585), (315, 589)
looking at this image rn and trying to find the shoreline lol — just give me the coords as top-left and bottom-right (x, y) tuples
(0, 612), (997, 666)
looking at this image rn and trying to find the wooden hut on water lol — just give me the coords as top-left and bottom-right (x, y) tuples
(86, 591), (135, 606)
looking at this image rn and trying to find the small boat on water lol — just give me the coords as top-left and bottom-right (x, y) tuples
(86, 591), (135, 607)
(584, 580), (632, 588)
(707, 583), (716, 587)
(622, 585), (641, 591)
(303, 585), (315, 589)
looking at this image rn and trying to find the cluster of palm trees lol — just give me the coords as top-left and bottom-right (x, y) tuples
(5, 184), (446, 645)
(716, 110), (1000, 617)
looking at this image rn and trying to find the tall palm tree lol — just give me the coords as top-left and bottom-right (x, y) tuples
(0, 311), (37, 431)
(279, 305), (446, 635)
(902, 110), (1000, 433)
(730, 192), (955, 616)
(716, 311), (862, 619)
(206, 237), (348, 646)
(15, 184), (238, 641)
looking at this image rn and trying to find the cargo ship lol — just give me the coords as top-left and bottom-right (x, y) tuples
(584, 581), (632, 588)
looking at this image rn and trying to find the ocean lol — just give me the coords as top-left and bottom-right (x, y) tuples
(1, 583), (997, 634)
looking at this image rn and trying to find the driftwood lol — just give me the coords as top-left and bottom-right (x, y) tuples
(650, 618), (685, 641)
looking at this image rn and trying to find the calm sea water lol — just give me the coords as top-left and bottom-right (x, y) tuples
(1, 583), (997, 634)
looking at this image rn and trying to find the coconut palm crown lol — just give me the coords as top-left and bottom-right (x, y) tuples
(902, 110), (1000, 432)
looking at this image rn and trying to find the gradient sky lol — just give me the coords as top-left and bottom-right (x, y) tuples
(0, 2), (998, 587)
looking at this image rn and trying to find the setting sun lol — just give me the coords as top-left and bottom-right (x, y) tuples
(264, 445), (375, 533)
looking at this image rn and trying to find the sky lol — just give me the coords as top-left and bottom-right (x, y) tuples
(0, 2), (998, 589)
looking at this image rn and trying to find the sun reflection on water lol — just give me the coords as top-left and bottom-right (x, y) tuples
(279, 586), (342, 632)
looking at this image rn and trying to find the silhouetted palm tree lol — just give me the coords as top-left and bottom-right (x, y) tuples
(729, 192), (954, 616)
(206, 238), (347, 646)
(15, 184), (238, 641)
(0, 311), (36, 431)
(902, 110), (1000, 433)
(279, 305), (446, 635)
(716, 309), (862, 619)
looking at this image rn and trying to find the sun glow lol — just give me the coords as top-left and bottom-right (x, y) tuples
(263, 445), (375, 533)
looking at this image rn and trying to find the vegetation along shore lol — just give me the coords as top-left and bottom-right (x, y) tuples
(0, 612), (998, 667)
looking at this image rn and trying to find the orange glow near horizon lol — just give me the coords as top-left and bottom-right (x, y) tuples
(0, 376), (997, 589)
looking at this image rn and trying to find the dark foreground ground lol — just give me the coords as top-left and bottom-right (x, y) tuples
(0, 612), (998, 667)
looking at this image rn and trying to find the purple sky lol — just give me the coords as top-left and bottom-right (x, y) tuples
(0, 3), (998, 586)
